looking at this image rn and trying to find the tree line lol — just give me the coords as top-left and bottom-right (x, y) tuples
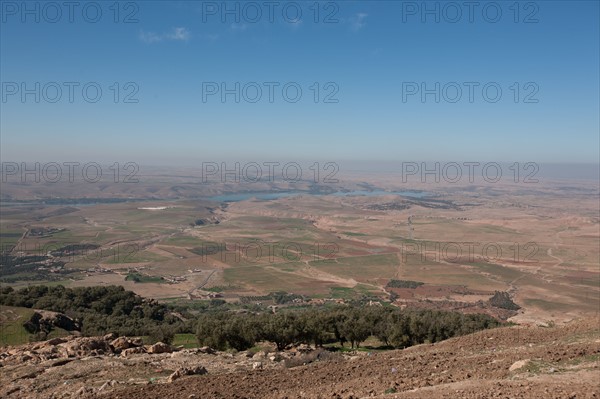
(196, 306), (502, 351)
(0, 285), (503, 350)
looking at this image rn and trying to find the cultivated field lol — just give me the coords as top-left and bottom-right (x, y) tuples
(1, 171), (598, 324)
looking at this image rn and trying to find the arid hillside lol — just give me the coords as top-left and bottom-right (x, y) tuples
(108, 318), (600, 399)
(1, 317), (598, 399)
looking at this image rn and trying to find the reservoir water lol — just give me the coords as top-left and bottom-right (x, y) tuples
(207, 190), (430, 202)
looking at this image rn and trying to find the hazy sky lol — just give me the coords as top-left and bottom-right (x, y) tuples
(1, 1), (599, 165)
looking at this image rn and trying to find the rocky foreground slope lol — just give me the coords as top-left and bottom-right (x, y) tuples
(1, 319), (598, 399)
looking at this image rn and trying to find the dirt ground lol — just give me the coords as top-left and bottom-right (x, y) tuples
(88, 318), (600, 399)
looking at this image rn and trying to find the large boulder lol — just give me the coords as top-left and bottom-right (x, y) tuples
(110, 337), (142, 352)
(103, 332), (118, 341)
(23, 310), (81, 334)
(121, 347), (147, 357)
(62, 337), (112, 358)
(147, 342), (172, 354)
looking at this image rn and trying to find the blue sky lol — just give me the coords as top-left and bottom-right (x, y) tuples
(1, 0), (598, 165)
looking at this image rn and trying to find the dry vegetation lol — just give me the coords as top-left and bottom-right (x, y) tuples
(2, 173), (598, 325)
(1, 170), (599, 397)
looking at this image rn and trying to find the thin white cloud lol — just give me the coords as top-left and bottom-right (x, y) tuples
(139, 30), (162, 44)
(139, 27), (191, 43)
(167, 27), (191, 41)
(351, 13), (368, 31)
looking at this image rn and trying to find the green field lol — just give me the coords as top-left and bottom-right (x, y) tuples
(0, 306), (35, 346)
(0, 231), (23, 247)
(310, 253), (398, 282)
(329, 284), (380, 299)
(224, 263), (332, 295)
(469, 262), (525, 283)
(0, 306), (71, 346)
(172, 333), (199, 348)
(522, 298), (577, 313)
